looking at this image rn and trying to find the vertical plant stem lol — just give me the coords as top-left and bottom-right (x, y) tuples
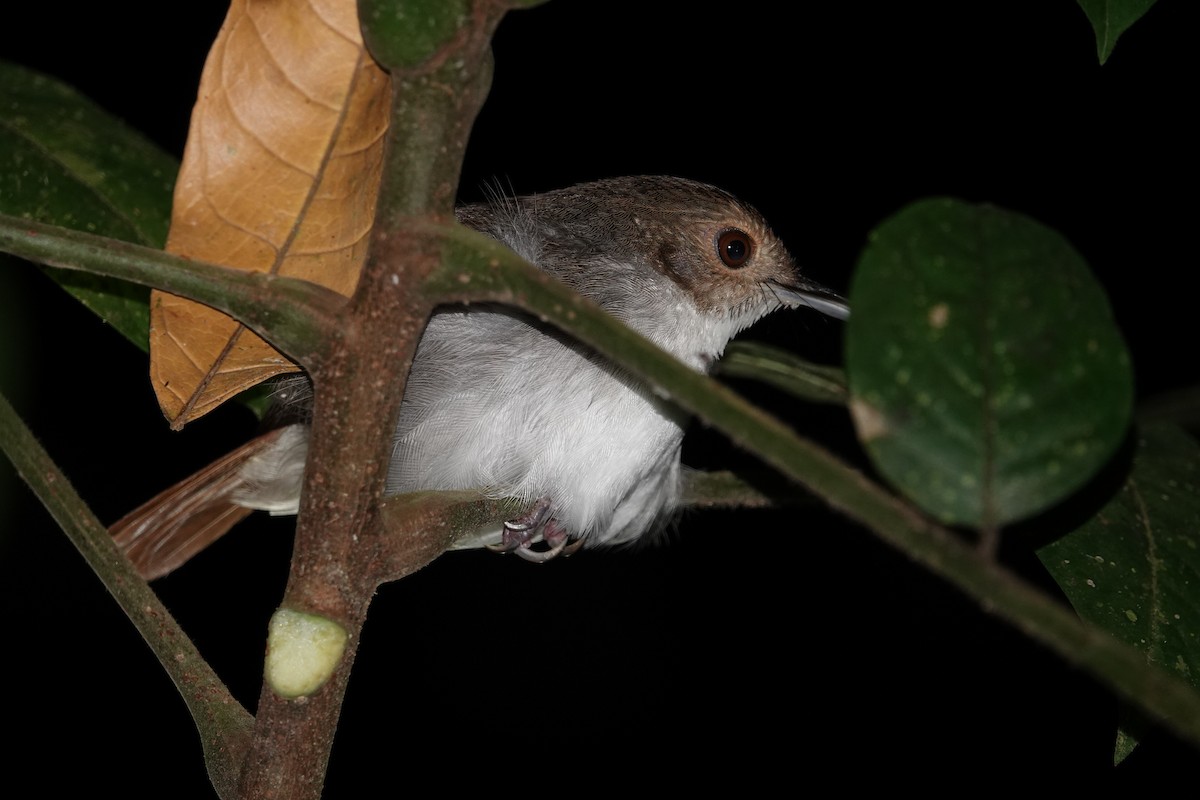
(236, 4), (505, 797)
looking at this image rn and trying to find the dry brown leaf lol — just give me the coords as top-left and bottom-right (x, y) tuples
(151, 0), (390, 427)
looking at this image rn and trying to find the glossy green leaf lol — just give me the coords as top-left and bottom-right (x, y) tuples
(1076, 0), (1156, 64)
(359, 0), (549, 70)
(359, 0), (472, 69)
(718, 341), (847, 405)
(1038, 424), (1200, 760)
(0, 61), (177, 349)
(845, 198), (1132, 528)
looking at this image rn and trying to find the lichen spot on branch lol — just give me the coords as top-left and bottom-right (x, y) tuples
(265, 608), (349, 699)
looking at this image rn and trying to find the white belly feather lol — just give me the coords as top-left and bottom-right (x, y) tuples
(386, 308), (687, 546)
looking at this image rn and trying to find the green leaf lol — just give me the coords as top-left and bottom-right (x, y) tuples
(359, 0), (548, 71)
(717, 341), (847, 405)
(359, 0), (472, 69)
(1038, 424), (1200, 759)
(0, 60), (178, 349)
(1113, 703), (1147, 765)
(1076, 0), (1157, 64)
(844, 198), (1133, 528)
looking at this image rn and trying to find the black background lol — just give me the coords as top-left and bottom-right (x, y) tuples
(2, 1), (1196, 794)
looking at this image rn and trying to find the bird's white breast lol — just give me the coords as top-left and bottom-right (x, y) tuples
(386, 306), (690, 546)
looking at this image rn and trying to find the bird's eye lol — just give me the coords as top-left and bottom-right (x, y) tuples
(716, 229), (753, 269)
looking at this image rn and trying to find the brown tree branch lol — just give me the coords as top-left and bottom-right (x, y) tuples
(235, 3), (508, 796)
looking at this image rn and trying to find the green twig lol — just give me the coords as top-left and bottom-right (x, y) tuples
(718, 341), (848, 405)
(0, 391), (254, 798)
(0, 214), (343, 365)
(680, 470), (789, 509)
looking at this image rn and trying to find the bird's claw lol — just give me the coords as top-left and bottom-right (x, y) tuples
(486, 497), (580, 562)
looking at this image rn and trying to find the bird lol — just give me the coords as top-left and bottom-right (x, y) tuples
(110, 175), (849, 577)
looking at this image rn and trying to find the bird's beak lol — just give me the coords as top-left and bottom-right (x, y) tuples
(768, 279), (850, 321)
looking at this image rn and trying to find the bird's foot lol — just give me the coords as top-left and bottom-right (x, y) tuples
(488, 497), (582, 562)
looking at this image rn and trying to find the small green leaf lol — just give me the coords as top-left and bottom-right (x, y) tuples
(359, 0), (472, 70)
(1038, 424), (1200, 760)
(845, 198), (1132, 528)
(718, 341), (847, 405)
(1113, 702), (1147, 765)
(1076, 0), (1157, 64)
(359, 0), (550, 70)
(0, 60), (178, 349)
